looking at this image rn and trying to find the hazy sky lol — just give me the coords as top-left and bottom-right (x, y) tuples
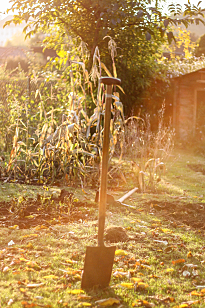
(163, 0), (205, 10)
(0, 0), (204, 17)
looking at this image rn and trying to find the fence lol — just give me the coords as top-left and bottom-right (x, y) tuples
(0, 77), (60, 104)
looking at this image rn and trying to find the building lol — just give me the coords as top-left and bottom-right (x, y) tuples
(171, 68), (205, 139)
(0, 46), (27, 64)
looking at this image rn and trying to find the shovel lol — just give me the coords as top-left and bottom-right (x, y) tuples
(81, 76), (121, 289)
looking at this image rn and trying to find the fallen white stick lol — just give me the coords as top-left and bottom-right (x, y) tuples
(117, 187), (138, 203)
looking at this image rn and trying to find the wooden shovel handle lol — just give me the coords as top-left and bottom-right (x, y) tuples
(98, 77), (121, 246)
(100, 77), (121, 86)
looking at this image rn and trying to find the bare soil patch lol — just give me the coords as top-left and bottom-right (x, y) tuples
(147, 200), (205, 230)
(0, 197), (98, 229)
(187, 163), (205, 175)
(0, 192), (204, 232)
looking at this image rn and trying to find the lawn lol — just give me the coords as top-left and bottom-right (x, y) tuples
(0, 147), (205, 308)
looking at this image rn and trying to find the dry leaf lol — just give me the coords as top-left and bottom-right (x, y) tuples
(130, 277), (143, 283)
(24, 267), (36, 272)
(8, 225), (19, 230)
(21, 234), (39, 238)
(65, 259), (78, 264)
(135, 282), (149, 290)
(120, 282), (134, 289)
(132, 299), (154, 307)
(35, 225), (48, 230)
(3, 266), (9, 272)
(154, 240), (168, 245)
(132, 299), (141, 307)
(190, 290), (203, 296)
(26, 243), (34, 249)
(192, 269), (199, 277)
(178, 301), (200, 308)
(172, 259), (185, 265)
(21, 302), (37, 308)
(27, 283), (45, 288)
(43, 275), (58, 279)
(149, 274), (161, 279)
(13, 270), (21, 275)
(20, 257), (30, 262)
(182, 264), (198, 271)
(182, 270), (191, 277)
(113, 271), (129, 278)
(141, 265), (152, 270)
(78, 303), (91, 307)
(78, 295), (92, 300)
(142, 300), (155, 307)
(164, 268), (175, 273)
(160, 297), (175, 303)
(187, 251), (193, 258)
(67, 289), (84, 294)
(7, 299), (14, 306)
(26, 261), (41, 270)
(161, 228), (172, 234)
(115, 249), (128, 256)
(95, 298), (120, 306)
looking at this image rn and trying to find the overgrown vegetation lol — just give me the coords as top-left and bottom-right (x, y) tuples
(0, 33), (176, 192)
(2, 22), (205, 192)
(0, 41), (123, 187)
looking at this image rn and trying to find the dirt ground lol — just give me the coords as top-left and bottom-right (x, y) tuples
(0, 189), (204, 231)
(147, 200), (205, 230)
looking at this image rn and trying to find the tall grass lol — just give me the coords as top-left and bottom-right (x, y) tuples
(125, 104), (175, 192)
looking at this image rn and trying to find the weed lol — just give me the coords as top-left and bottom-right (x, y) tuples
(125, 104), (175, 192)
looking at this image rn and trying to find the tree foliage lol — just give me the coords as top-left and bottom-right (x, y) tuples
(5, 0), (205, 60)
(4, 0), (205, 117)
(195, 33), (205, 57)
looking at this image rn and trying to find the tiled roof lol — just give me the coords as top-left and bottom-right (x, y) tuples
(173, 67), (205, 79)
(0, 47), (27, 59)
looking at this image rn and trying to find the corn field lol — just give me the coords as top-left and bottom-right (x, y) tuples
(0, 46), (127, 188)
(0, 43), (174, 191)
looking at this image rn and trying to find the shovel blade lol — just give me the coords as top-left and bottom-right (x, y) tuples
(81, 245), (116, 289)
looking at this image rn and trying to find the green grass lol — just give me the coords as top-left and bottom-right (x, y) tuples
(162, 148), (205, 198)
(1, 210), (205, 307)
(0, 148), (205, 307)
